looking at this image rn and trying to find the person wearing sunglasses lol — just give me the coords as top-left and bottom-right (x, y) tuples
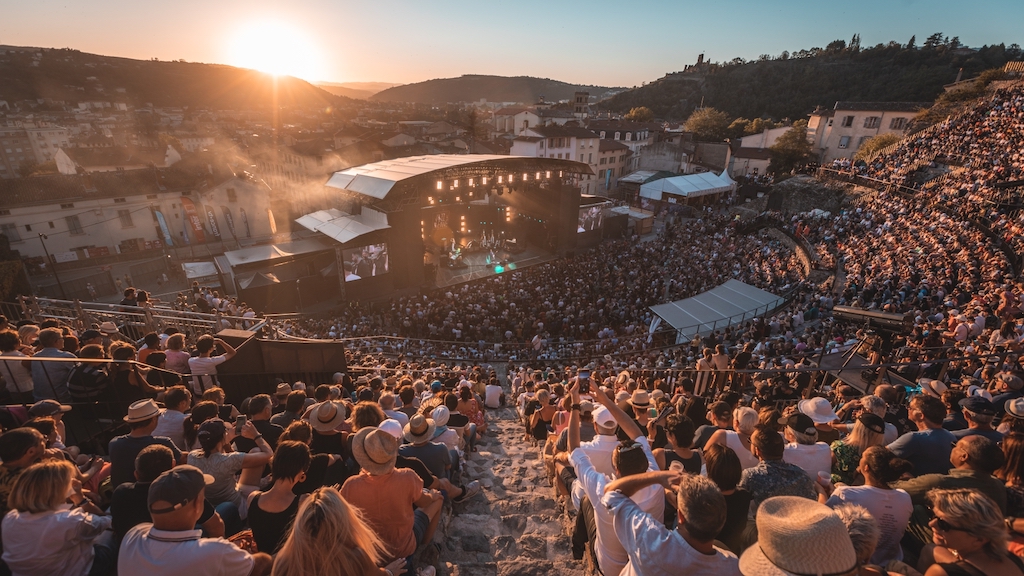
(918, 488), (1024, 576)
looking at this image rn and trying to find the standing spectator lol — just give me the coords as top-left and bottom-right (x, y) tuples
(2, 460), (113, 576)
(272, 486), (406, 576)
(108, 399), (183, 487)
(188, 336), (237, 395)
(30, 328), (75, 402)
(888, 395), (957, 476)
(342, 427), (443, 576)
(117, 465), (272, 576)
(601, 470), (741, 575)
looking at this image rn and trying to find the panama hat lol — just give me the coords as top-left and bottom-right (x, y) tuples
(739, 496), (857, 576)
(309, 401), (346, 432)
(351, 427), (398, 475)
(404, 414), (437, 444)
(98, 321), (119, 336)
(1006, 397), (1024, 419)
(919, 378), (948, 398)
(628, 389), (651, 409)
(124, 398), (162, 423)
(797, 397), (838, 425)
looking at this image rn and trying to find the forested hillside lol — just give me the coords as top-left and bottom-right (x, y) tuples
(603, 35), (1022, 120)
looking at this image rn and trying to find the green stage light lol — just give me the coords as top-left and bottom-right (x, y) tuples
(494, 265), (504, 274)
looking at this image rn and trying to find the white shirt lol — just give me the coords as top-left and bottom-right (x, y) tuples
(570, 434), (621, 509)
(2, 505), (112, 576)
(152, 409), (188, 450)
(485, 384), (503, 408)
(782, 442), (833, 480)
(602, 490), (740, 576)
(187, 355), (229, 395)
(571, 436), (664, 576)
(117, 524), (254, 576)
(723, 431), (759, 469)
(826, 485), (912, 565)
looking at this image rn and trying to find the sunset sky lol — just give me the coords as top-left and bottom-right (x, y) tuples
(2, 0), (1022, 86)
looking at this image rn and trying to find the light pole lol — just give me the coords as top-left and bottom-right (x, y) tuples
(37, 234), (67, 300)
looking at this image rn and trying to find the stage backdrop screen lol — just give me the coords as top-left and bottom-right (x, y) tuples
(578, 206), (604, 233)
(343, 243), (389, 282)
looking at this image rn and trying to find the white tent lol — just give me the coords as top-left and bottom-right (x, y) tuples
(650, 279), (786, 343)
(639, 171), (736, 202)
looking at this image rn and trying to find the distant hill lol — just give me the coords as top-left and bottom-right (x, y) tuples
(317, 81), (400, 99)
(0, 45), (355, 110)
(604, 39), (1022, 120)
(371, 74), (623, 104)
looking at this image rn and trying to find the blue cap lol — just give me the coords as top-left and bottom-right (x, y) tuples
(430, 380), (442, 392)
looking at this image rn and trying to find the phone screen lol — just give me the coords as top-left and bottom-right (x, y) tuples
(578, 371), (591, 393)
(234, 415), (246, 433)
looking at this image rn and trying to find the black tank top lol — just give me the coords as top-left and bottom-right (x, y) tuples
(663, 449), (702, 474)
(248, 493), (300, 554)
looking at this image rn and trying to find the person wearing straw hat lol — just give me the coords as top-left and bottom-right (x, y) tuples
(399, 414), (451, 481)
(305, 401), (347, 457)
(601, 469), (740, 575)
(342, 427), (443, 576)
(108, 399), (184, 487)
(738, 496), (858, 576)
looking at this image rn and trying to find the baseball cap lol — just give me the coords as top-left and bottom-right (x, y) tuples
(378, 419), (404, 439)
(80, 329), (102, 342)
(779, 413), (816, 436)
(959, 396), (996, 416)
(857, 413), (886, 435)
(592, 406), (617, 429)
(28, 399), (72, 417)
(148, 465), (214, 514)
(430, 380), (443, 392)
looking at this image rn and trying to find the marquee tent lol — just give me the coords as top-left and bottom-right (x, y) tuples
(639, 171), (736, 202)
(650, 279), (787, 343)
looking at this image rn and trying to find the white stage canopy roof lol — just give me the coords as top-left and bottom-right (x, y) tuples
(639, 171), (736, 201)
(325, 154), (520, 200)
(295, 208), (390, 244)
(223, 239), (330, 269)
(650, 279), (786, 341)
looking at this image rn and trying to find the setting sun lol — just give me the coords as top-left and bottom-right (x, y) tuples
(225, 21), (325, 81)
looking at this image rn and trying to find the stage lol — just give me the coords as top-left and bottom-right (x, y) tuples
(432, 244), (558, 288)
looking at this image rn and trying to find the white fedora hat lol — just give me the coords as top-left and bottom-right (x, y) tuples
(797, 397), (838, 425)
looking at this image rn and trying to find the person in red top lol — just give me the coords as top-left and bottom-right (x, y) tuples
(341, 426), (443, 576)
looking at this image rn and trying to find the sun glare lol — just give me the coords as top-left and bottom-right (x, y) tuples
(225, 21), (325, 81)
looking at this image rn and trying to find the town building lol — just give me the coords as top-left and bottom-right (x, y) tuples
(510, 125), (602, 194)
(807, 101), (928, 162)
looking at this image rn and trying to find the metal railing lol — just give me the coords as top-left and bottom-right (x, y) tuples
(5, 296), (263, 340)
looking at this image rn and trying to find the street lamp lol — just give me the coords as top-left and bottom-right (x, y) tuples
(37, 234), (67, 300)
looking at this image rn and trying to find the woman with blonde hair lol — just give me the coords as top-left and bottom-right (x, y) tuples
(707, 406), (759, 469)
(1, 459), (113, 576)
(830, 412), (887, 485)
(918, 488), (1024, 576)
(272, 486), (406, 576)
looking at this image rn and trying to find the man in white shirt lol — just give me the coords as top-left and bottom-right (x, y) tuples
(379, 392), (409, 427)
(780, 413), (832, 480)
(484, 380), (504, 409)
(118, 465), (271, 576)
(187, 336), (236, 395)
(563, 382), (665, 576)
(602, 471), (740, 576)
(151, 386), (191, 450)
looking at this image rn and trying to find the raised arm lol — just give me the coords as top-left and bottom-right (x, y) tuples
(591, 386), (643, 440)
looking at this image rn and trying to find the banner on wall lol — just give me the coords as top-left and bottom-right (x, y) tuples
(240, 208), (251, 238)
(153, 209), (175, 246)
(221, 206), (238, 239)
(180, 197), (207, 243)
(203, 205), (222, 239)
